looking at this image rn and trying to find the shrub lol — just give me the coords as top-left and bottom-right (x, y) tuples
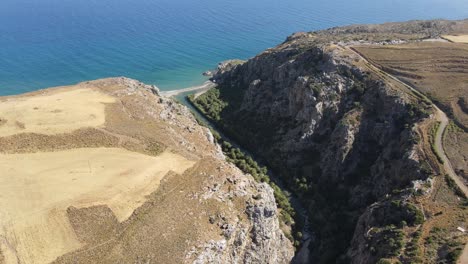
(204, 127), (297, 229)
(445, 175), (467, 198)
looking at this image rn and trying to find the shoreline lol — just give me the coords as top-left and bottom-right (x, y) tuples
(159, 81), (216, 97)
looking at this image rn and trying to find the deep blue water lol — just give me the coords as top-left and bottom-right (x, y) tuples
(1, 0), (467, 95)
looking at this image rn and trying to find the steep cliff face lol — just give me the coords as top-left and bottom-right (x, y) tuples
(189, 182), (293, 264)
(190, 20), (468, 262)
(214, 42), (423, 200)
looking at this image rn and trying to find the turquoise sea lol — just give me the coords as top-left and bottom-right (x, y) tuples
(1, 0), (467, 95)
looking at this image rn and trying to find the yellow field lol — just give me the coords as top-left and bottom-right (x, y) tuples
(0, 83), (197, 264)
(0, 88), (115, 137)
(0, 148), (194, 264)
(442, 34), (468, 43)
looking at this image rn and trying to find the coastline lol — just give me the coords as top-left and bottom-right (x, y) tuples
(160, 81), (216, 97)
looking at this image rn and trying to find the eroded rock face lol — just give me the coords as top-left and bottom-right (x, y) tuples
(243, 183), (294, 263)
(188, 182), (294, 264)
(213, 42), (423, 202)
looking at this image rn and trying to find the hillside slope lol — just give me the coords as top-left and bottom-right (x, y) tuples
(0, 78), (293, 264)
(192, 19), (468, 263)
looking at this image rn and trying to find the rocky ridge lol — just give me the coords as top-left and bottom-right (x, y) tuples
(192, 19), (468, 263)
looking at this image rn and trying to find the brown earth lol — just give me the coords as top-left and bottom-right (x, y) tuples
(444, 123), (468, 181)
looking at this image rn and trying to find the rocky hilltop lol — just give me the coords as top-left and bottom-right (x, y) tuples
(0, 78), (293, 264)
(192, 19), (468, 263)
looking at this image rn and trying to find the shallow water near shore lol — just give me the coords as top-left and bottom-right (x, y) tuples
(1, 0), (468, 95)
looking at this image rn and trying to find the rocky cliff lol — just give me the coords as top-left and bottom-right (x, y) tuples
(193, 20), (468, 263)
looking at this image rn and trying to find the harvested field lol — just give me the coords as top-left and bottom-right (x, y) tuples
(0, 88), (115, 137)
(0, 148), (194, 264)
(442, 34), (468, 43)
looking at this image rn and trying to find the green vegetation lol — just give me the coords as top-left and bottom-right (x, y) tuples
(309, 83), (324, 96)
(188, 75), (427, 262)
(428, 121), (445, 164)
(386, 200), (425, 226)
(191, 102), (298, 241)
(187, 89), (227, 121)
(217, 135), (296, 226)
(419, 160), (433, 176)
(374, 226), (405, 258)
(445, 175), (467, 198)
(446, 120), (464, 134)
(376, 259), (393, 264)
(446, 247), (463, 264)
(424, 227), (465, 263)
(145, 141), (165, 156)
(190, 87), (420, 262)
(363, 201), (426, 262)
(408, 103), (430, 120)
(404, 228), (423, 262)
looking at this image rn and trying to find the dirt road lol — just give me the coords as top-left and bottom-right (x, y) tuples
(434, 109), (468, 196)
(459, 243), (468, 264)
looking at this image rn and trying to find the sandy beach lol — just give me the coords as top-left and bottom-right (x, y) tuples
(159, 81), (216, 97)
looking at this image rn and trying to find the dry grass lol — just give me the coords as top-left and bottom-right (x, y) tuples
(442, 35), (468, 43)
(53, 157), (249, 264)
(444, 122), (468, 181)
(0, 147), (194, 264)
(0, 88), (115, 137)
